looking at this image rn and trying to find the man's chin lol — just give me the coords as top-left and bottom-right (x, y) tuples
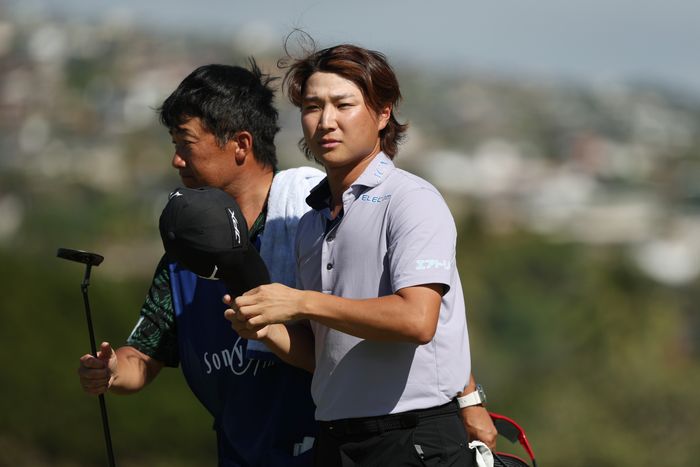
(180, 177), (201, 189)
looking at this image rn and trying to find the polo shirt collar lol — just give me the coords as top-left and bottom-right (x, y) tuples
(306, 178), (331, 211)
(351, 152), (395, 190)
(305, 152), (396, 211)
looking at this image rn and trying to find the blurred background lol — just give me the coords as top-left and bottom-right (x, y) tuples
(1, 1), (699, 465)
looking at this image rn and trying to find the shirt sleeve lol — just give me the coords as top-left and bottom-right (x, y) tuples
(125, 255), (180, 367)
(387, 187), (457, 294)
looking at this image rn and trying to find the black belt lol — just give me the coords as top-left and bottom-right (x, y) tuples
(319, 400), (458, 436)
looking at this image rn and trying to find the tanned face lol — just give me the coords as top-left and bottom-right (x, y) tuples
(170, 117), (238, 189)
(301, 72), (390, 175)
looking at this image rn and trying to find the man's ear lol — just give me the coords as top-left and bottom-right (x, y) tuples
(231, 131), (253, 165)
(377, 105), (391, 131)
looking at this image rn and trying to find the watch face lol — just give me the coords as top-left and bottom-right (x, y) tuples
(477, 385), (487, 403)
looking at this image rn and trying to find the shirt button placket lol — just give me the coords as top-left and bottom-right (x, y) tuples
(321, 230), (335, 292)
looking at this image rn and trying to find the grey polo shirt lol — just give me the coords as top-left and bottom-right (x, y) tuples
(295, 152), (471, 421)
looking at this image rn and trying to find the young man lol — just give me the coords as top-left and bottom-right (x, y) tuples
(77, 62), (323, 466)
(225, 45), (495, 466)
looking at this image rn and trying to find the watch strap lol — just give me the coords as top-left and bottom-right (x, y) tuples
(456, 384), (486, 408)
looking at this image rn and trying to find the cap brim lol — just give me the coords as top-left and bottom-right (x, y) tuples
(217, 246), (270, 296)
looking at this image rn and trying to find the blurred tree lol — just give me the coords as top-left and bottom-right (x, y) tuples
(458, 214), (700, 466)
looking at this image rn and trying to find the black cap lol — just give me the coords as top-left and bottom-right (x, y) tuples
(159, 186), (270, 296)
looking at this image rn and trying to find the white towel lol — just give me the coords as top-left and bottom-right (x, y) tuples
(260, 166), (325, 286)
(469, 441), (495, 467)
(246, 166), (325, 359)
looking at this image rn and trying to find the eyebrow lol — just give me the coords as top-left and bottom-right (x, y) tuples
(171, 126), (196, 138)
(302, 92), (357, 103)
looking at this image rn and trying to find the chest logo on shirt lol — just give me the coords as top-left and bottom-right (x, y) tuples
(202, 336), (275, 376)
(416, 259), (452, 270)
(360, 194), (391, 204)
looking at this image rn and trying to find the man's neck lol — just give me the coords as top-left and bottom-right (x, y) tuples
(326, 150), (379, 215)
(223, 167), (274, 229)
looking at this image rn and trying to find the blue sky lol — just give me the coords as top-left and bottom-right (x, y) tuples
(11, 0), (700, 96)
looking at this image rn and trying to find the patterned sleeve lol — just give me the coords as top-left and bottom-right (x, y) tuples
(125, 255), (179, 367)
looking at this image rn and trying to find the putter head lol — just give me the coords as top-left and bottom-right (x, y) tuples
(56, 248), (104, 266)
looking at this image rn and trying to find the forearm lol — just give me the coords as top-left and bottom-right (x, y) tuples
(260, 322), (315, 373)
(459, 372), (498, 449)
(298, 285), (441, 344)
(109, 347), (163, 394)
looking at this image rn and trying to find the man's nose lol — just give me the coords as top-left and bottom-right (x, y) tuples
(319, 105), (337, 129)
(171, 152), (186, 169)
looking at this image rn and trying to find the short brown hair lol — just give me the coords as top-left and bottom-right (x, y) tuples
(283, 43), (407, 160)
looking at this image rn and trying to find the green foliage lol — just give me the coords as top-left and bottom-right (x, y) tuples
(458, 216), (700, 466)
(0, 249), (215, 466)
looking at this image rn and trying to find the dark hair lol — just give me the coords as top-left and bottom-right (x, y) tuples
(282, 42), (407, 160)
(159, 59), (279, 169)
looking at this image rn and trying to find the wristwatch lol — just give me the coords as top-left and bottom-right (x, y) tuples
(456, 384), (487, 408)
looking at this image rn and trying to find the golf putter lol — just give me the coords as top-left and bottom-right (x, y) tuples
(56, 248), (116, 467)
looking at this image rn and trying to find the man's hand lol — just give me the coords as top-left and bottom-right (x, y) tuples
(461, 405), (498, 450)
(223, 294), (271, 340)
(232, 283), (304, 327)
(223, 294), (316, 373)
(78, 342), (118, 395)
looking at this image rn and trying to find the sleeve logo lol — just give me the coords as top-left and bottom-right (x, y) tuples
(415, 259), (452, 270)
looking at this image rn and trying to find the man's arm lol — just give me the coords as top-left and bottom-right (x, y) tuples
(226, 289), (496, 448)
(224, 294), (316, 372)
(231, 282), (443, 344)
(459, 373), (498, 450)
(78, 343), (164, 395)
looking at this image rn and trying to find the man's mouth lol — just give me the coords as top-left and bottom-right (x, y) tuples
(319, 139), (340, 149)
